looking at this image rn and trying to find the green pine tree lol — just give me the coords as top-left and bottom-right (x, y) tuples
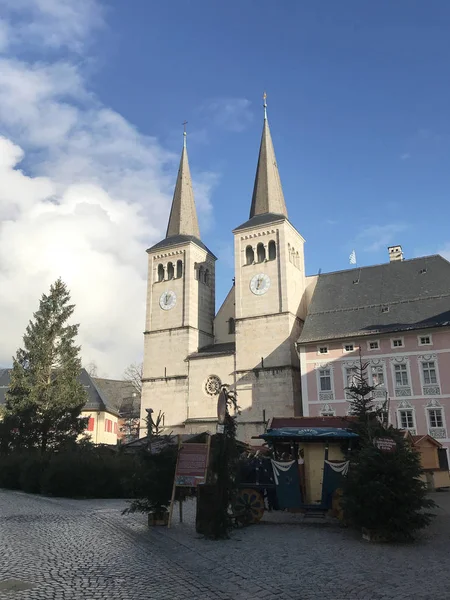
(342, 356), (435, 541)
(4, 279), (88, 453)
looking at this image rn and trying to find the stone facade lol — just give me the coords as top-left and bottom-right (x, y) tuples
(141, 112), (306, 441)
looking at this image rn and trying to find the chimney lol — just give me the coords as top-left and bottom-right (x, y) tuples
(388, 245), (403, 262)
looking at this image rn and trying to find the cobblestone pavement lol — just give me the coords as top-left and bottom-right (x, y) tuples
(1, 489), (450, 600)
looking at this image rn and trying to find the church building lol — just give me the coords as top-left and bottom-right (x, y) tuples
(141, 100), (311, 441)
(141, 102), (450, 452)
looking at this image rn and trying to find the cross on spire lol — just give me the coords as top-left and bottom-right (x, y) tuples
(182, 120), (188, 147)
(263, 91), (267, 120)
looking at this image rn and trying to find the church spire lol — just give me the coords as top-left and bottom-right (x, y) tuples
(166, 123), (201, 239)
(249, 93), (288, 219)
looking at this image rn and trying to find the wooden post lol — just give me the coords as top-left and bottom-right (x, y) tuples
(168, 435), (181, 529)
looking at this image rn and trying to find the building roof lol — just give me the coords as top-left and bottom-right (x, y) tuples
(146, 137), (217, 257)
(92, 377), (140, 418)
(269, 416), (357, 429)
(259, 426), (358, 442)
(233, 212), (287, 233)
(188, 341), (236, 360)
(147, 234), (216, 258)
(0, 368), (120, 417)
(298, 255), (450, 344)
(249, 114), (287, 219)
(166, 140), (200, 239)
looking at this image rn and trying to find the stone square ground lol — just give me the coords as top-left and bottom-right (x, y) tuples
(1, 489), (449, 599)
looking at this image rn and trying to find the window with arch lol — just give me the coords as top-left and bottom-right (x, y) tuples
(257, 242), (266, 263)
(228, 317), (235, 334)
(245, 245), (254, 265)
(194, 263), (199, 280)
(268, 240), (276, 260)
(157, 264), (164, 282)
(167, 262), (174, 280)
(198, 265), (205, 283)
(204, 269), (209, 286)
(176, 259), (183, 278)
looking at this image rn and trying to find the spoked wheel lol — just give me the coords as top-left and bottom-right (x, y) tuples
(233, 488), (265, 526)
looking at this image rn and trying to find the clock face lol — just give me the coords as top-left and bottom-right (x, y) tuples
(250, 273), (271, 295)
(159, 290), (177, 310)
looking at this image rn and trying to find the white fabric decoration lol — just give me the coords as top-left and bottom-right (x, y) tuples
(324, 460), (349, 476)
(271, 460), (296, 485)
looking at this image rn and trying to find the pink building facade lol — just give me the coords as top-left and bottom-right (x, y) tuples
(299, 329), (450, 454)
(297, 251), (450, 458)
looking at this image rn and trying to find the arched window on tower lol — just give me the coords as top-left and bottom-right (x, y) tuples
(228, 317), (236, 334)
(157, 264), (164, 282)
(257, 243), (266, 263)
(176, 260), (183, 278)
(167, 262), (174, 280)
(295, 251), (300, 268)
(194, 263), (198, 280)
(198, 265), (205, 283)
(245, 245), (254, 265)
(268, 240), (276, 261)
(204, 269), (209, 286)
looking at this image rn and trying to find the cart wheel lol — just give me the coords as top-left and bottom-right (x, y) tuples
(234, 488), (265, 525)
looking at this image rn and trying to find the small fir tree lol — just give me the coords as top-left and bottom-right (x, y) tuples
(4, 279), (88, 453)
(342, 354), (435, 541)
(203, 385), (241, 539)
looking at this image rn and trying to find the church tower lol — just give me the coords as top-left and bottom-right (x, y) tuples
(140, 130), (216, 433)
(233, 96), (306, 439)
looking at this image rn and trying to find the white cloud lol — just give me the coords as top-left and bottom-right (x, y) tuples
(199, 97), (253, 132)
(0, 0), (216, 377)
(0, 0), (104, 52)
(357, 223), (408, 252)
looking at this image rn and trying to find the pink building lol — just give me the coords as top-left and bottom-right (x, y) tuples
(297, 248), (450, 458)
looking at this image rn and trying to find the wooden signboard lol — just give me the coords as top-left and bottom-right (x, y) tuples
(374, 437), (397, 453)
(168, 437), (211, 528)
(175, 442), (210, 487)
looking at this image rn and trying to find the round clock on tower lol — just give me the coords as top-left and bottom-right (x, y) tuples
(250, 273), (271, 295)
(159, 290), (177, 310)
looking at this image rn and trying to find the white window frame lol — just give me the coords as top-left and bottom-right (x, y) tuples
(391, 337), (404, 349)
(367, 340), (380, 351)
(425, 401), (447, 438)
(320, 403), (336, 417)
(316, 364), (335, 401)
(370, 363), (386, 390)
(427, 407), (444, 429)
(418, 334), (433, 346)
(397, 408), (416, 432)
(318, 368), (333, 392)
(317, 345), (329, 355)
(418, 356), (441, 394)
(390, 358), (412, 397)
(393, 363), (409, 387)
(343, 342), (355, 353)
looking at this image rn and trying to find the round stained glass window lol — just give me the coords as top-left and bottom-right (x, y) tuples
(205, 375), (222, 396)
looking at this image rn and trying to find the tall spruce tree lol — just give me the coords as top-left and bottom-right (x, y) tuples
(5, 279), (88, 453)
(342, 354), (435, 541)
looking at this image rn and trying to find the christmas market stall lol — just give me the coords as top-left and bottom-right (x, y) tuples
(234, 417), (359, 523)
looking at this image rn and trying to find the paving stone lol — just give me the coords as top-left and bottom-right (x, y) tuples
(0, 490), (449, 599)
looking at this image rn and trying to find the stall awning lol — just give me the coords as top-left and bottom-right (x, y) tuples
(258, 427), (359, 442)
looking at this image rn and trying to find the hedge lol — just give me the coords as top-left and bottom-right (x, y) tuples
(0, 448), (144, 499)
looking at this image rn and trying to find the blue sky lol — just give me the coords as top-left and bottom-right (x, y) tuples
(99, 0), (450, 290)
(1, 0), (450, 376)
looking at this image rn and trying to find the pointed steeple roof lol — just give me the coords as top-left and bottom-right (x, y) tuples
(249, 96), (288, 219)
(166, 132), (200, 238)
(147, 129), (216, 258)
